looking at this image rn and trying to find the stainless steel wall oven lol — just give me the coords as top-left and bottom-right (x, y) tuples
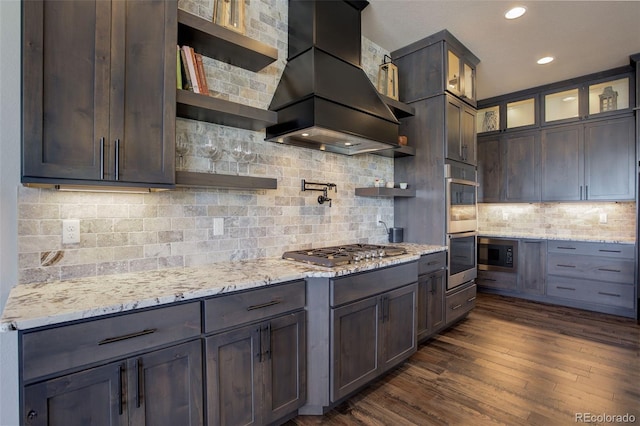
(447, 231), (477, 290)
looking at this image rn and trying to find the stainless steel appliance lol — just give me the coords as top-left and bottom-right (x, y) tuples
(478, 238), (518, 273)
(447, 231), (478, 290)
(445, 163), (478, 234)
(282, 244), (407, 267)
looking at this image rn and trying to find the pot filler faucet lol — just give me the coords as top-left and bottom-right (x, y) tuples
(301, 179), (337, 207)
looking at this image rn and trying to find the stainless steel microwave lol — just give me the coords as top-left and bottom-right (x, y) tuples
(477, 237), (518, 273)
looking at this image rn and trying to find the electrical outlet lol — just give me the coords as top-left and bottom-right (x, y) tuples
(62, 219), (80, 244)
(599, 213), (608, 224)
(213, 217), (224, 236)
(376, 214), (382, 224)
(502, 211), (509, 221)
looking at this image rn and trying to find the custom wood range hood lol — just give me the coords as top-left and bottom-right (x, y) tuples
(265, 0), (400, 155)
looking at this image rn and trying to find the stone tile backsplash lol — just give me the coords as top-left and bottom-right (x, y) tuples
(478, 202), (636, 242)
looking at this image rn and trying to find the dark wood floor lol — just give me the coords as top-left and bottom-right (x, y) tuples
(286, 293), (640, 425)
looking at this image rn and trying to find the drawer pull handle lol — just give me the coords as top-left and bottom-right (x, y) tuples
(598, 268), (621, 273)
(451, 303), (462, 310)
(556, 286), (576, 291)
(556, 246), (576, 250)
(598, 249), (621, 253)
(557, 264), (576, 268)
(598, 291), (621, 297)
(467, 296), (476, 303)
(98, 328), (157, 345)
(482, 278), (497, 282)
(247, 299), (282, 311)
(427, 261), (440, 266)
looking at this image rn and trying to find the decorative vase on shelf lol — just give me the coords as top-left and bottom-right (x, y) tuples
(482, 110), (498, 132)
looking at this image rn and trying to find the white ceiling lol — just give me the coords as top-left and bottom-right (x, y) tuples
(361, 1), (640, 100)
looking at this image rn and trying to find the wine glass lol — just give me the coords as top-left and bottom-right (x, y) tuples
(202, 142), (223, 173)
(176, 134), (190, 169)
(230, 143), (244, 174)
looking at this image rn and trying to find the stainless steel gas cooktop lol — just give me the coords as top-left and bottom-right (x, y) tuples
(282, 243), (407, 268)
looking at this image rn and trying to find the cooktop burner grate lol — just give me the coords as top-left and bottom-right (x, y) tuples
(282, 244), (407, 267)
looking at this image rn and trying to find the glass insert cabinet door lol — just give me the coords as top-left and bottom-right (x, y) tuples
(447, 50), (461, 94)
(507, 98), (535, 128)
(544, 88), (579, 122)
(477, 106), (499, 133)
(588, 77), (629, 115)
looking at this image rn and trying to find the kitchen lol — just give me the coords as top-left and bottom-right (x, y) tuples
(1, 0), (639, 425)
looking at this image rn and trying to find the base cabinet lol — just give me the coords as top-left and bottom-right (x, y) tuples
(417, 252), (446, 341)
(331, 283), (417, 401)
(518, 239), (546, 295)
(205, 311), (306, 426)
(24, 340), (203, 426)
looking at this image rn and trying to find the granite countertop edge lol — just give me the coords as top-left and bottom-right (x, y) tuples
(1, 243), (446, 332)
(477, 232), (636, 244)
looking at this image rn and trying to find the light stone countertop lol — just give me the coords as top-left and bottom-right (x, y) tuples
(0, 243), (445, 332)
(477, 232), (636, 245)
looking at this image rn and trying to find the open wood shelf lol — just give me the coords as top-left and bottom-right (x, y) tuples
(176, 90), (277, 130)
(176, 171), (277, 190)
(177, 10), (278, 72)
(373, 145), (416, 158)
(355, 187), (416, 197)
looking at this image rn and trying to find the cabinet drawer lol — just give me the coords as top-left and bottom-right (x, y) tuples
(547, 253), (634, 284)
(331, 261), (418, 307)
(445, 283), (477, 325)
(476, 270), (517, 291)
(204, 280), (305, 333)
(22, 302), (201, 382)
(418, 251), (446, 275)
(547, 241), (634, 259)
(547, 277), (635, 309)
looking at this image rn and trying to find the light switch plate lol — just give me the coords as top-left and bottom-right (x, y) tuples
(62, 219), (80, 244)
(599, 213), (608, 224)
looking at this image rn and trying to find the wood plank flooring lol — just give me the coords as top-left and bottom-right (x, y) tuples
(286, 293), (640, 425)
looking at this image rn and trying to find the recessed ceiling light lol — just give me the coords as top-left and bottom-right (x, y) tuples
(505, 6), (526, 19)
(301, 133), (309, 137)
(537, 56), (554, 65)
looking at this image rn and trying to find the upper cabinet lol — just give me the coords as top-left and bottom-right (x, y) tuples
(22, 0), (177, 189)
(543, 75), (631, 125)
(393, 30), (480, 107)
(477, 96), (538, 134)
(446, 94), (476, 165)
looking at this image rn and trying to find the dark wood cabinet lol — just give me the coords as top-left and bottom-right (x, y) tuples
(205, 311), (306, 426)
(541, 116), (634, 201)
(446, 94), (477, 165)
(416, 252), (446, 341)
(518, 239), (546, 296)
(24, 340), (203, 426)
(24, 361), (125, 426)
(331, 283), (417, 401)
(22, 0), (176, 189)
(478, 130), (540, 203)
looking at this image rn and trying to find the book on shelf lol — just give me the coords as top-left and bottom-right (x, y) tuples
(179, 47), (193, 91)
(181, 45), (200, 94)
(195, 53), (209, 96)
(176, 45), (183, 90)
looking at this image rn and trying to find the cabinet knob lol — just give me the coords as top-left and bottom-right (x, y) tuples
(27, 410), (38, 420)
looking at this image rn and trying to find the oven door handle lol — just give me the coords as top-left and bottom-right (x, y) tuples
(446, 177), (479, 187)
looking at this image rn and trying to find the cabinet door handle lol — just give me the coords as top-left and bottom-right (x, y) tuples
(247, 299), (282, 311)
(98, 328), (157, 345)
(598, 291), (621, 297)
(100, 137), (105, 180)
(136, 358), (144, 408)
(556, 264), (576, 268)
(579, 186), (583, 200)
(451, 303), (462, 310)
(264, 323), (272, 361)
(256, 326), (263, 362)
(114, 139), (120, 181)
(119, 363), (126, 415)
(598, 268), (621, 273)
(585, 185), (588, 200)
(556, 286), (576, 291)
